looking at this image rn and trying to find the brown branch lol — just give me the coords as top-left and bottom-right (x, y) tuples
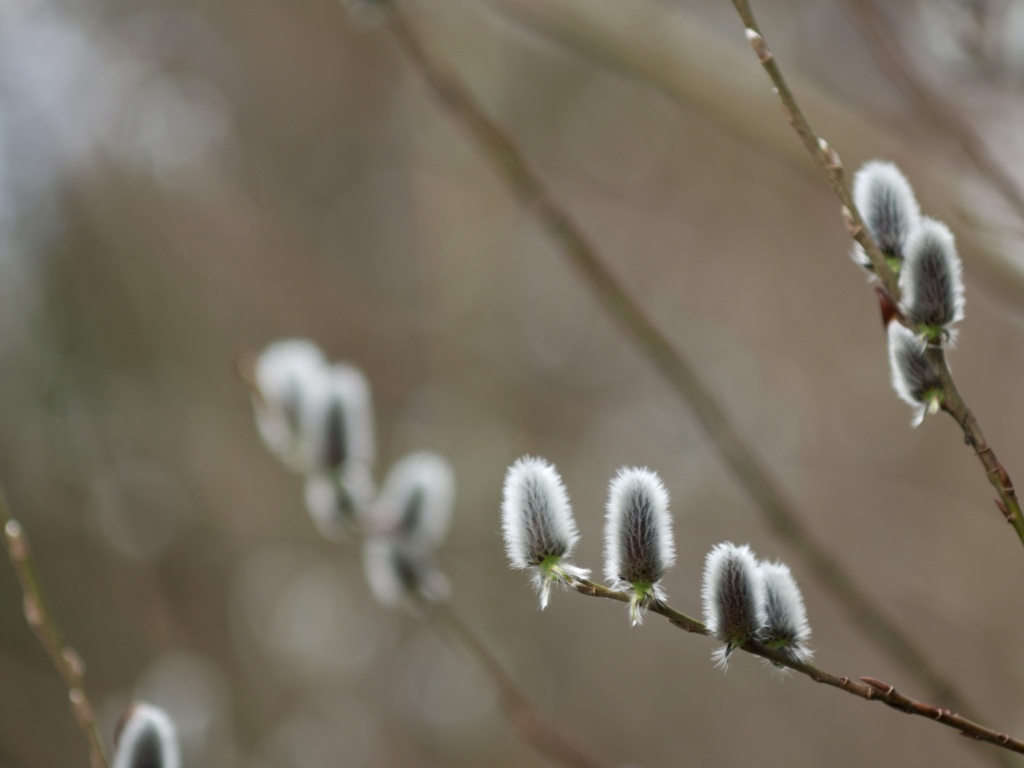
(375, 0), (978, 721)
(729, 0), (1024, 553)
(423, 602), (608, 768)
(0, 487), (109, 768)
(573, 578), (1024, 758)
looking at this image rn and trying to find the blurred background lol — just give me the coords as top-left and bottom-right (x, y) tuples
(2, 0), (1024, 766)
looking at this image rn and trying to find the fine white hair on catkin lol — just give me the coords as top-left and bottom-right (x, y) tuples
(887, 322), (943, 426)
(702, 542), (766, 667)
(852, 160), (921, 261)
(899, 217), (965, 338)
(758, 560), (813, 662)
(501, 456), (579, 570)
(603, 466), (674, 589)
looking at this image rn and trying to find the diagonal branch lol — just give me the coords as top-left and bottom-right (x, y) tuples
(572, 577), (1024, 758)
(729, 0), (1024, 552)
(374, 0), (978, 720)
(0, 485), (109, 768)
(422, 601), (607, 768)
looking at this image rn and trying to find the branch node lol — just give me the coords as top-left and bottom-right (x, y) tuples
(23, 592), (43, 628)
(745, 28), (773, 64)
(63, 647), (86, 679)
(995, 498), (1013, 522)
(861, 676), (895, 695)
(4, 519), (28, 561)
(817, 137), (842, 172)
(841, 205), (862, 238)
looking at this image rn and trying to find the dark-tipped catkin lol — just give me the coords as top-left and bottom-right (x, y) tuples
(899, 217), (965, 342)
(702, 542), (765, 667)
(304, 464), (376, 540)
(363, 535), (452, 606)
(372, 451), (455, 551)
(603, 467), (675, 625)
(852, 160), (921, 267)
(253, 339), (327, 471)
(888, 322), (944, 426)
(113, 703), (180, 768)
(301, 363), (376, 474)
(360, 452), (456, 606)
(501, 456), (588, 609)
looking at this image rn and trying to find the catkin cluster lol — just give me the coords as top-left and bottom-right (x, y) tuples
(251, 339), (456, 605)
(852, 161), (966, 425)
(501, 458), (812, 666)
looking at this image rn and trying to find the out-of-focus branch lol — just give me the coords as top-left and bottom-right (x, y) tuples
(487, 0), (1024, 302)
(836, 0), (1024, 228)
(375, 0), (979, 723)
(573, 578), (1024, 758)
(0, 486), (109, 768)
(423, 602), (607, 768)
(729, 0), (1024, 552)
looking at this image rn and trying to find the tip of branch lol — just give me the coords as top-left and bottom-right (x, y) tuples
(745, 28), (773, 64)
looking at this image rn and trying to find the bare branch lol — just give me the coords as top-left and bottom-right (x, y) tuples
(423, 602), (607, 768)
(0, 487), (109, 768)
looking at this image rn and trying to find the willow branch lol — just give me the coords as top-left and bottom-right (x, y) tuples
(0, 486), (109, 768)
(421, 601), (607, 768)
(729, 0), (1024, 551)
(572, 577), (1024, 758)
(376, 0), (978, 719)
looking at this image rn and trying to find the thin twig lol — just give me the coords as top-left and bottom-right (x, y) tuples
(375, 0), (977, 718)
(0, 486), (109, 768)
(572, 577), (1024, 757)
(835, 0), (1024, 228)
(729, 0), (1024, 551)
(421, 601), (607, 768)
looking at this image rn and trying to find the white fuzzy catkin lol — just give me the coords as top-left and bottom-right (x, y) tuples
(702, 542), (766, 668)
(502, 457), (579, 569)
(253, 339), (327, 470)
(303, 463), (377, 540)
(501, 456), (588, 608)
(758, 560), (813, 663)
(371, 451), (455, 551)
(603, 467), (675, 624)
(899, 217), (965, 340)
(114, 703), (180, 768)
(300, 363), (376, 474)
(852, 160), (921, 264)
(887, 322), (944, 426)
(362, 535), (451, 606)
